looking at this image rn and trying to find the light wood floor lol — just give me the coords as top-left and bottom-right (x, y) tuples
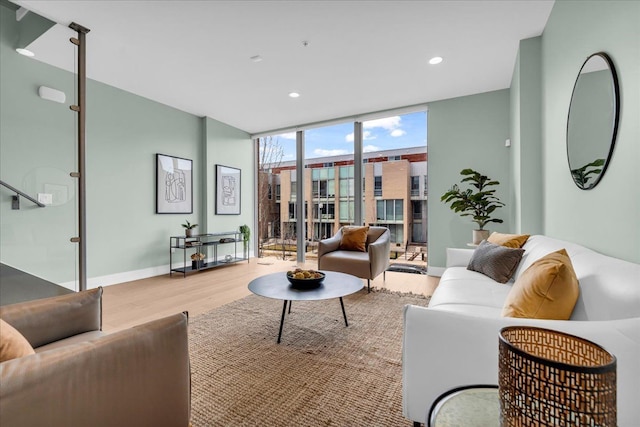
(102, 257), (439, 332)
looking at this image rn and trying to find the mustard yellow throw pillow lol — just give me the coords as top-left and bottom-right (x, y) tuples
(0, 318), (35, 362)
(502, 249), (579, 320)
(487, 232), (530, 249)
(339, 226), (369, 252)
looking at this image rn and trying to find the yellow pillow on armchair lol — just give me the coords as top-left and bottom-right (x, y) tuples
(339, 226), (369, 252)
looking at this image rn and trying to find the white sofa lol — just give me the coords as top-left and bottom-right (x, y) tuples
(402, 235), (640, 426)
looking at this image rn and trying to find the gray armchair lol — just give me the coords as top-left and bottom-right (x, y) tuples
(318, 226), (391, 292)
(0, 288), (191, 427)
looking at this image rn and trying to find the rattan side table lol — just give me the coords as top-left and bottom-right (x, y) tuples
(499, 326), (617, 427)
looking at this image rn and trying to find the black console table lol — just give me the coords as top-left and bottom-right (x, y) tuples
(170, 231), (248, 277)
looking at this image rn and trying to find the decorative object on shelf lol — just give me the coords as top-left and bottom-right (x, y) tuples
(239, 224), (250, 255)
(499, 326), (616, 427)
(567, 52), (619, 190)
(286, 269), (325, 289)
(441, 168), (504, 244)
(191, 252), (205, 269)
(182, 220), (198, 237)
(224, 254), (233, 262)
(156, 153), (193, 214)
(215, 164), (241, 215)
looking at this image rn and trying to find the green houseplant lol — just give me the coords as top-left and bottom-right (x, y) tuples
(441, 168), (504, 244)
(239, 224), (250, 256)
(182, 220), (198, 237)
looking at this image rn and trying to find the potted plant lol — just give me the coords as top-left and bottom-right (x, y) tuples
(239, 224), (250, 256)
(441, 168), (504, 244)
(182, 220), (198, 237)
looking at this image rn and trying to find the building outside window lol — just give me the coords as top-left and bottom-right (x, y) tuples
(411, 176), (420, 197)
(257, 112), (427, 263)
(374, 176), (382, 197)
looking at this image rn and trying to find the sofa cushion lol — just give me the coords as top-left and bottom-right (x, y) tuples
(467, 240), (524, 283)
(339, 226), (369, 252)
(318, 250), (371, 279)
(502, 249), (579, 320)
(0, 318), (35, 362)
(429, 267), (513, 310)
(487, 232), (530, 248)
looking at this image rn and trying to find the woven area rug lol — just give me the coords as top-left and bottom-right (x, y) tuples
(189, 289), (430, 426)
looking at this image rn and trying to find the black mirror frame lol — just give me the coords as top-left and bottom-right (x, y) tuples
(566, 52), (620, 190)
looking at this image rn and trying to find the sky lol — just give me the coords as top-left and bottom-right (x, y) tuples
(272, 111), (427, 161)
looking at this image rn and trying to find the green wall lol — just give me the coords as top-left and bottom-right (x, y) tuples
(202, 117), (255, 257)
(510, 36), (543, 235)
(0, 4), (253, 288)
(86, 80), (203, 279)
(428, 0), (640, 271)
(539, 0), (640, 262)
(427, 89), (512, 271)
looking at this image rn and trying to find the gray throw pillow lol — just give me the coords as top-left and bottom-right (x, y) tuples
(467, 240), (524, 283)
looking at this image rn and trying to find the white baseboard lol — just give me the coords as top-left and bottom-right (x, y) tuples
(427, 266), (445, 277)
(59, 252), (253, 290)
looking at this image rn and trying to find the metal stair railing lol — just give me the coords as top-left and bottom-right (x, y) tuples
(0, 179), (46, 209)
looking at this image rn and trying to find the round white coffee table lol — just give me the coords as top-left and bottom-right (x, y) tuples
(248, 271), (363, 343)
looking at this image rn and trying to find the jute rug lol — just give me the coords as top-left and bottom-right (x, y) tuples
(188, 289), (430, 426)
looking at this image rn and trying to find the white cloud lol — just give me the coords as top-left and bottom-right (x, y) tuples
(390, 129), (406, 137)
(363, 116), (401, 130)
(314, 148), (350, 156)
(345, 130), (375, 142)
(363, 145), (380, 153)
(278, 132), (296, 140)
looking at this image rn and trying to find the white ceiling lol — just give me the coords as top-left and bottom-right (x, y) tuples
(15, 0), (554, 135)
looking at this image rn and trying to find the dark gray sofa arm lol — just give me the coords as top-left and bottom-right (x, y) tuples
(0, 311), (190, 427)
(0, 287), (102, 348)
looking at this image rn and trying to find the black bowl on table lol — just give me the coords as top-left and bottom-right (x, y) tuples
(286, 271), (325, 289)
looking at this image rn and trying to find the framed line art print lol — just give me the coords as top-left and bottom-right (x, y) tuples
(215, 164), (241, 215)
(156, 153), (193, 214)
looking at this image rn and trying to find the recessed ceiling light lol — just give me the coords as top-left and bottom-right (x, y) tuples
(429, 56), (443, 65)
(289, 92), (300, 98)
(16, 48), (35, 57)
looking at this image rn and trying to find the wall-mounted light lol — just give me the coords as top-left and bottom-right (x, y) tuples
(16, 48), (35, 57)
(38, 86), (66, 103)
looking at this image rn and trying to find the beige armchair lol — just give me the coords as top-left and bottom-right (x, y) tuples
(0, 288), (191, 427)
(318, 226), (391, 292)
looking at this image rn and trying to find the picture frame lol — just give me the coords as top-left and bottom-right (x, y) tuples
(156, 153), (193, 214)
(215, 164), (241, 215)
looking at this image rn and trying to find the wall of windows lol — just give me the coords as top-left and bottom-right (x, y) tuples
(257, 111), (427, 262)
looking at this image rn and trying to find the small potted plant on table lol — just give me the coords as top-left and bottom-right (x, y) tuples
(182, 220), (198, 237)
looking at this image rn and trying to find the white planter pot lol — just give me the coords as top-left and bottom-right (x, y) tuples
(472, 229), (490, 245)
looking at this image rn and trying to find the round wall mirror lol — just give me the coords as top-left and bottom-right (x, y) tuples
(566, 52), (619, 190)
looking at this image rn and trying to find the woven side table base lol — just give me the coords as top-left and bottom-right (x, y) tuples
(499, 326), (616, 427)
